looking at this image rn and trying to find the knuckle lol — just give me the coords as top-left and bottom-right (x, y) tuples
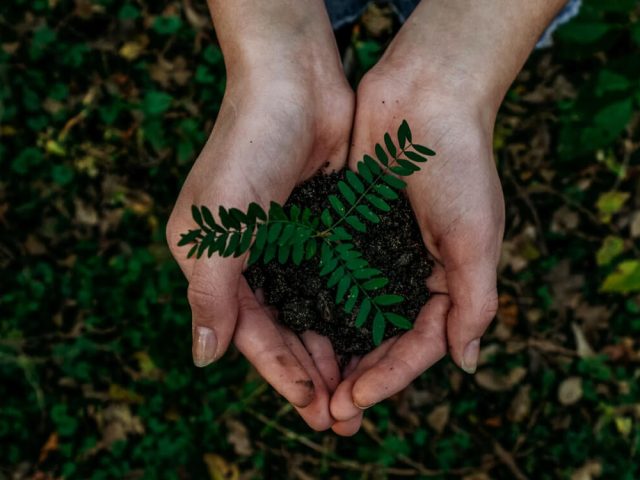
(187, 283), (218, 312)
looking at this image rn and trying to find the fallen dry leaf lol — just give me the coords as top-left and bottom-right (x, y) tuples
(426, 403), (450, 434)
(508, 384), (532, 423)
(475, 367), (527, 392)
(571, 461), (602, 480)
(203, 453), (239, 480)
(571, 322), (596, 358)
(558, 376), (583, 406)
(226, 419), (253, 457)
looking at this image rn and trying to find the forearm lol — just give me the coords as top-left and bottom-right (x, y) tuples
(206, 0), (342, 84)
(378, 0), (569, 112)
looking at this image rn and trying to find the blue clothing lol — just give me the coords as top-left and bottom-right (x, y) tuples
(325, 0), (582, 48)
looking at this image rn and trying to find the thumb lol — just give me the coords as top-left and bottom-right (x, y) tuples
(445, 261), (498, 374)
(188, 255), (244, 367)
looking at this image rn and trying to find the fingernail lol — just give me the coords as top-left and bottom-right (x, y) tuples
(461, 338), (480, 374)
(193, 326), (217, 367)
(354, 401), (374, 410)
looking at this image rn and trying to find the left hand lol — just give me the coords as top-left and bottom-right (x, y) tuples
(329, 61), (505, 436)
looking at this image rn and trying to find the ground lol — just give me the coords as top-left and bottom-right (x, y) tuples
(0, 1), (639, 479)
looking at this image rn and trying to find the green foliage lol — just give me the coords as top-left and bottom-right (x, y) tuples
(179, 121), (435, 345)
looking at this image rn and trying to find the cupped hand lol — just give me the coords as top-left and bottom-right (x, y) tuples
(166, 47), (354, 429)
(329, 66), (505, 435)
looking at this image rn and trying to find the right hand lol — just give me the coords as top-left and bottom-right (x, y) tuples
(166, 7), (354, 429)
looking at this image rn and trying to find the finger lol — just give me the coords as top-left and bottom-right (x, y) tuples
(331, 412), (363, 437)
(277, 327), (334, 431)
(301, 331), (341, 393)
(351, 295), (449, 409)
(425, 261), (448, 294)
(330, 337), (398, 422)
(234, 279), (315, 408)
(188, 255), (244, 367)
(445, 262), (498, 374)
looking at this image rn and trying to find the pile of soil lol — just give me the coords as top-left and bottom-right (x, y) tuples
(245, 170), (433, 355)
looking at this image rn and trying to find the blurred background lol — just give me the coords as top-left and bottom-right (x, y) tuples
(1, 0), (639, 478)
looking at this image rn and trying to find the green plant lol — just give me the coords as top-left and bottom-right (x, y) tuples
(178, 120), (435, 345)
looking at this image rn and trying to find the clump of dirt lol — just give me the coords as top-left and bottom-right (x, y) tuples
(245, 170), (432, 356)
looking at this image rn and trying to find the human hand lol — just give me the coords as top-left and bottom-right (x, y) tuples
(329, 64), (505, 435)
(166, 0), (354, 430)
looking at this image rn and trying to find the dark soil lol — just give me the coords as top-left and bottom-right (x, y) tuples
(245, 170), (433, 356)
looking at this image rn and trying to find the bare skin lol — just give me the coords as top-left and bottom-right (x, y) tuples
(166, 0), (570, 434)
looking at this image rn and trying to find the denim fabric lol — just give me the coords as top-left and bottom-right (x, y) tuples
(325, 0), (582, 48)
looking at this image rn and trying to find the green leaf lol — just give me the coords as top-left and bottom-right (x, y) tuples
(397, 120), (412, 149)
(229, 208), (248, 224)
(263, 242), (277, 264)
(413, 144), (436, 156)
(383, 134), (396, 159)
(336, 276), (351, 303)
(330, 227), (352, 241)
(338, 181), (357, 205)
(344, 287), (359, 313)
(346, 215), (367, 233)
(601, 260), (640, 294)
(357, 161), (373, 183)
(187, 244), (198, 258)
(405, 151), (427, 163)
(237, 227), (254, 256)
(142, 91), (173, 116)
(247, 202), (267, 222)
(267, 223), (283, 243)
(292, 242), (304, 265)
(596, 191), (630, 222)
(355, 298), (372, 327)
(268, 201), (286, 220)
(363, 277), (389, 290)
(374, 294), (404, 306)
(353, 268), (382, 280)
(319, 257), (338, 276)
(376, 142), (390, 166)
(278, 223), (296, 246)
(596, 235), (625, 266)
(321, 209), (333, 227)
(366, 194), (391, 212)
(386, 313), (412, 329)
(305, 238), (317, 260)
(178, 229), (200, 246)
(201, 206), (216, 229)
(346, 258), (368, 270)
(153, 15), (182, 35)
(254, 224), (268, 251)
(247, 244), (262, 266)
(346, 170), (364, 193)
(289, 205), (301, 222)
(277, 244), (291, 264)
(327, 267), (345, 288)
(355, 204), (380, 223)
(329, 195), (346, 216)
(381, 174), (407, 190)
(363, 154), (382, 175)
(390, 165), (414, 176)
(375, 184), (399, 200)
(191, 205), (203, 227)
(219, 206), (240, 229)
(398, 159), (420, 172)
(372, 312), (385, 346)
(223, 231), (241, 257)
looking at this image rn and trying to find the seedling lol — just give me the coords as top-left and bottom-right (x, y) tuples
(178, 120), (435, 345)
